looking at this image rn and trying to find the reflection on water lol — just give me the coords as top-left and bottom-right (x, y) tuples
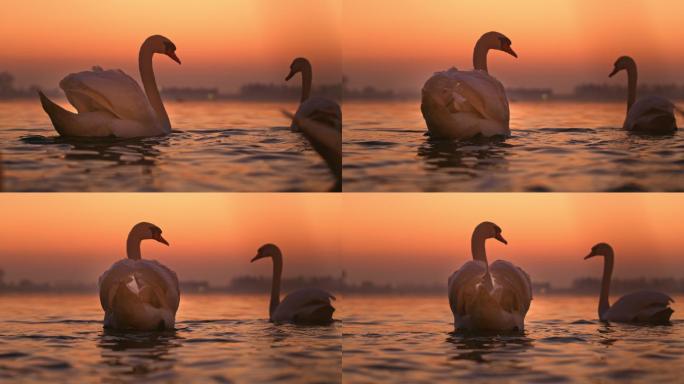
(342, 295), (684, 383)
(344, 101), (684, 191)
(0, 294), (341, 383)
(0, 100), (334, 191)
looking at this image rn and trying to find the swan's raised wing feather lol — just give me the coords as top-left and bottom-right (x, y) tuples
(448, 260), (487, 316)
(273, 287), (335, 323)
(490, 260), (533, 315)
(60, 69), (158, 126)
(423, 68), (509, 124)
(625, 96), (677, 132)
(608, 290), (674, 322)
(98, 259), (180, 313)
(295, 97), (342, 132)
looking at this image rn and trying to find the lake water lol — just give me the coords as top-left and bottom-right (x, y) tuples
(343, 101), (684, 192)
(0, 294), (341, 383)
(342, 295), (684, 383)
(0, 100), (334, 191)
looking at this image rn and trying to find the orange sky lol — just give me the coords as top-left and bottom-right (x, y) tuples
(339, 193), (683, 287)
(343, 0), (684, 92)
(0, 194), (341, 284)
(0, 194), (681, 287)
(0, 0), (341, 92)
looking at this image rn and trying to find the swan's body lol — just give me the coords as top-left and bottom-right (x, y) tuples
(286, 58), (342, 133)
(283, 111), (341, 191)
(584, 243), (674, 324)
(252, 244), (335, 324)
(422, 32), (516, 140)
(448, 222), (532, 332)
(609, 56), (678, 134)
(39, 35), (181, 138)
(98, 222), (179, 331)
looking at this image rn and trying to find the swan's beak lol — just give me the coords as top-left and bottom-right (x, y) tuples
(494, 233), (508, 245)
(154, 234), (169, 246)
(167, 52), (182, 65)
(251, 253), (264, 262)
(609, 68), (619, 78)
(285, 69), (296, 81)
(584, 251), (596, 260)
(504, 46), (518, 58)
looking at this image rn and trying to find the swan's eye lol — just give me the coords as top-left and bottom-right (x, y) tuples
(163, 41), (176, 53)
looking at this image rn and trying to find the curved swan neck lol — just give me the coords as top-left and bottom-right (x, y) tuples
(269, 253), (283, 318)
(300, 63), (313, 103)
(625, 63), (638, 111)
(598, 253), (614, 319)
(126, 231), (142, 260)
(139, 40), (171, 132)
(473, 36), (492, 73)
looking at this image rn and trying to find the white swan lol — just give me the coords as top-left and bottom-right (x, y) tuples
(39, 35), (181, 138)
(286, 57), (342, 132)
(421, 32), (517, 140)
(609, 56), (678, 134)
(251, 243), (335, 324)
(448, 222), (532, 332)
(98, 222), (180, 331)
(282, 110), (341, 191)
(584, 243), (674, 324)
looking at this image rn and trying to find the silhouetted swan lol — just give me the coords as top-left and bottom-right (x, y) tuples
(448, 222), (532, 332)
(251, 243), (335, 324)
(285, 57), (342, 132)
(422, 32), (517, 140)
(609, 56), (678, 134)
(98, 222), (179, 331)
(584, 243), (674, 324)
(39, 35), (181, 138)
(282, 110), (341, 191)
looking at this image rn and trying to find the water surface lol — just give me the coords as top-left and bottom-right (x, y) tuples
(342, 295), (683, 383)
(344, 101), (684, 191)
(0, 100), (333, 191)
(0, 294), (341, 383)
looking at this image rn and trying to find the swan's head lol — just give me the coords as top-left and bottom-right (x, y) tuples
(252, 243), (282, 262)
(285, 57), (311, 81)
(609, 56), (635, 77)
(130, 222), (169, 246)
(146, 35), (181, 65)
(481, 32), (517, 58)
(476, 221), (508, 244)
(584, 243), (613, 259)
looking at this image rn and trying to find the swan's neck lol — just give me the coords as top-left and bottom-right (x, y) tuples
(625, 64), (638, 111)
(126, 232), (142, 260)
(269, 254), (283, 318)
(471, 229), (492, 285)
(300, 64), (313, 103)
(139, 42), (171, 132)
(598, 253), (614, 319)
(473, 38), (492, 73)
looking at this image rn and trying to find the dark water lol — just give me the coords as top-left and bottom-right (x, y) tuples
(0, 100), (334, 191)
(0, 294), (341, 383)
(342, 295), (684, 383)
(343, 101), (684, 192)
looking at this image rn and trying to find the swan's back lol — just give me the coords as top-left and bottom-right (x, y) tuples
(294, 96), (342, 132)
(624, 96), (677, 133)
(272, 287), (335, 324)
(98, 259), (180, 330)
(606, 290), (674, 323)
(60, 68), (160, 130)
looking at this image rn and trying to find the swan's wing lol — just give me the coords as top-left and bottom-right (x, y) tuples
(60, 69), (157, 125)
(423, 68), (509, 124)
(274, 288), (335, 322)
(283, 110), (341, 178)
(98, 259), (180, 313)
(609, 291), (674, 322)
(490, 260), (533, 315)
(448, 260), (487, 316)
(295, 97), (342, 131)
